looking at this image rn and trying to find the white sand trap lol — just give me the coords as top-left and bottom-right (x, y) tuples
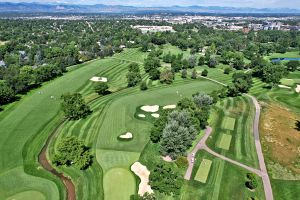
(151, 113), (160, 118)
(131, 162), (154, 196)
(90, 76), (108, 82)
(138, 114), (146, 118)
(162, 155), (173, 162)
(296, 85), (300, 93)
(163, 104), (176, 110)
(141, 105), (159, 113)
(278, 85), (291, 89)
(119, 132), (133, 139)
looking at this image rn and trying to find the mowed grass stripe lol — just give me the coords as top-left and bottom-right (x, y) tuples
(194, 159), (212, 183)
(218, 134), (232, 150)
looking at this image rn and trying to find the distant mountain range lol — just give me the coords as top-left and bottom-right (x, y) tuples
(0, 2), (300, 14)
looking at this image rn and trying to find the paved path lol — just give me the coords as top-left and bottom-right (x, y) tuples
(246, 94), (274, 200)
(184, 77), (274, 200)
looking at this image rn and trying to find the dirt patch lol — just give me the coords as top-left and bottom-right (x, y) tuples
(260, 102), (300, 175)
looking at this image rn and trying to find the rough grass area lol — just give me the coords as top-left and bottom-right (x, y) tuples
(260, 102), (300, 177)
(103, 168), (136, 200)
(6, 191), (46, 200)
(194, 159), (212, 183)
(222, 117), (236, 131)
(217, 134), (232, 150)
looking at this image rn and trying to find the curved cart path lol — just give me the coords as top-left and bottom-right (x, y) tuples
(185, 76), (273, 200)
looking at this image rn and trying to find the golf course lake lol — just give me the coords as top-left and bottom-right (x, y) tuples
(271, 57), (300, 62)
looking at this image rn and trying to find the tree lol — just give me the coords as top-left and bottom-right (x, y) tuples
(94, 82), (109, 95)
(52, 136), (92, 170)
(181, 69), (187, 78)
(0, 82), (15, 105)
(160, 70), (174, 84)
(144, 57), (161, 73)
(149, 68), (160, 80)
(198, 56), (205, 65)
(61, 93), (91, 120)
(201, 69), (208, 77)
(188, 55), (197, 68)
(191, 69), (197, 79)
(208, 56), (218, 68)
(140, 81), (148, 91)
(224, 67), (232, 74)
(245, 173), (258, 190)
(160, 110), (197, 159)
(286, 60), (299, 72)
(232, 72), (253, 93)
(262, 64), (287, 87)
(193, 93), (213, 108)
(150, 110), (170, 143)
(127, 63), (142, 87)
(149, 163), (183, 196)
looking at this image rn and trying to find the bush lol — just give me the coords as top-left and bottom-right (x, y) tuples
(245, 173), (258, 190)
(201, 69), (208, 77)
(140, 81), (148, 91)
(160, 70), (174, 84)
(191, 69), (197, 79)
(175, 156), (188, 169)
(181, 69), (187, 79)
(224, 67), (232, 74)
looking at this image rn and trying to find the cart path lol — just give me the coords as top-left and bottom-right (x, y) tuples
(184, 76), (273, 200)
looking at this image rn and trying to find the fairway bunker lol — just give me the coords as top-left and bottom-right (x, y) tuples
(141, 105), (159, 113)
(138, 114), (146, 118)
(278, 85), (291, 89)
(119, 132), (133, 139)
(131, 162), (153, 196)
(163, 104), (176, 109)
(90, 76), (108, 82)
(151, 113), (160, 118)
(296, 85), (300, 93)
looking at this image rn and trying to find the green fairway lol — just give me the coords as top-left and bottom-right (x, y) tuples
(222, 117), (236, 131)
(6, 191), (46, 200)
(280, 79), (295, 86)
(103, 168), (136, 200)
(194, 159), (212, 183)
(218, 134), (232, 150)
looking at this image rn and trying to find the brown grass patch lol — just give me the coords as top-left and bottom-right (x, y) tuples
(260, 102), (300, 174)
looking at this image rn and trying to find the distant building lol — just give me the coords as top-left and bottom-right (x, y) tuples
(133, 25), (175, 33)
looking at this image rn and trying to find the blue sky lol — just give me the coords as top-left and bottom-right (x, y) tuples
(1, 0), (300, 8)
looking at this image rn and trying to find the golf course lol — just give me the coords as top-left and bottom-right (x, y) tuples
(0, 44), (299, 200)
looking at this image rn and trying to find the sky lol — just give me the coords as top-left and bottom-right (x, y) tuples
(1, 0), (300, 9)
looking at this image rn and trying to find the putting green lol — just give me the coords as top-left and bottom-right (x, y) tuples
(6, 191), (46, 200)
(222, 117), (236, 131)
(103, 168), (136, 200)
(194, 159), (212, 183)
(218, 134), (232, 150)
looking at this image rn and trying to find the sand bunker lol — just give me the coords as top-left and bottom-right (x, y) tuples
(278, 85), (291, 89)
(151, 113), (160, 118)
(119, 132), (133, 139)
(90, 76), (108, 82)
(163, 104), (176, 109)
(131, 162), (153, 196)
(138, 114), (146, 118)
(141, 105), (159, 113)
(296, 85), (300, 93)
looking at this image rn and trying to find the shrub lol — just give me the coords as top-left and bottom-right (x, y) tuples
(140, 81), (148, 91)
(94, 82), (109, 95)
(201, 69), (208, 77)
(175, 156), (189, 169)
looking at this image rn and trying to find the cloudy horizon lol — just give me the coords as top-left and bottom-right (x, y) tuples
(0, 0), (299, 9)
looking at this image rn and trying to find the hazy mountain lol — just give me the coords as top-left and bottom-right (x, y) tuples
(0, 2), (299, 14)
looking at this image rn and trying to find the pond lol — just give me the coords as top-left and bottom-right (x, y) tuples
(271, 57), (300, 62)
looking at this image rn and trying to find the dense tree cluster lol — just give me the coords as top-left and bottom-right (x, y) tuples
(53, 136), (93, 170)
(61, 93), (91, 120)
(149, 163), (183, 196)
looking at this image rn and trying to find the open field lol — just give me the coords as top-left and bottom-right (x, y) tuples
(267, 51), (300, 59)
(180, 151), (265, 200)
(194, 159), (212, 183)
(218, 134), (232, 150)
(206, 96), (259, 168)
